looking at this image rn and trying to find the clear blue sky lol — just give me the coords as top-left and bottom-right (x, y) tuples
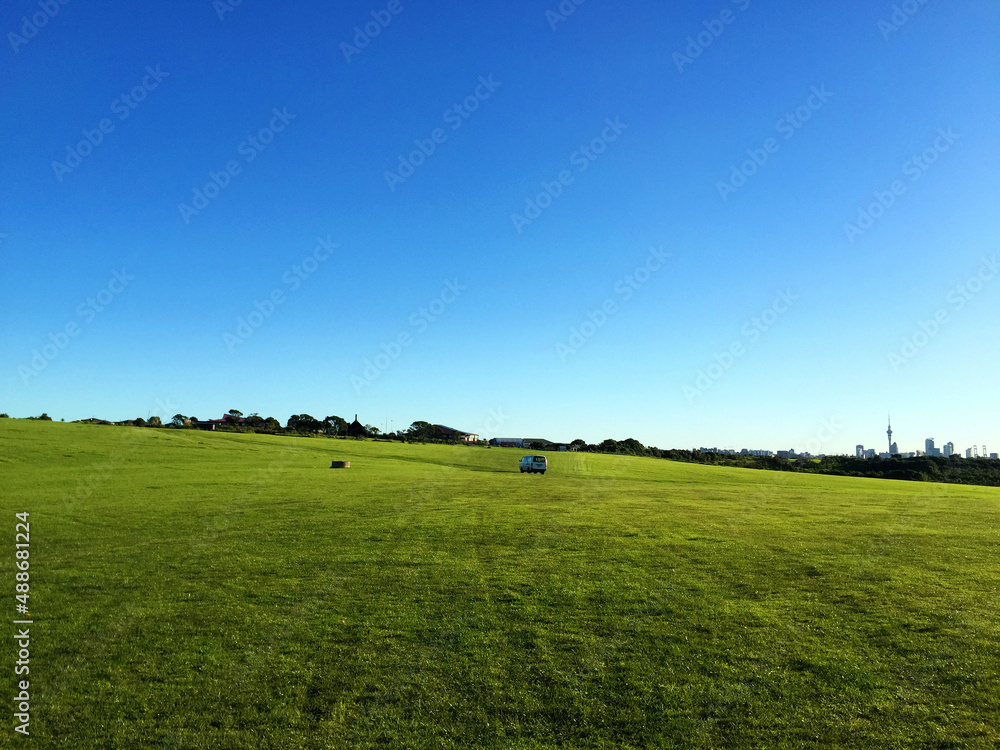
(2, 0), (998, 455)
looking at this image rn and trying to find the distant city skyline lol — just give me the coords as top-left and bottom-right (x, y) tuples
(855, 421), (993, 460)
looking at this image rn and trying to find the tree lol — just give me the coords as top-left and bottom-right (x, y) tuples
(225, 409), (243, 426)
(407, 421), (443, 441)
(619, 438), (647, 456)
(148, 416), (163, 428)
(324, 416), (349, 435)
(263, 417), (281, 432)
(0, 414), (8, 419)
(171, 413), (186, 427)
(598, 439), (620, 453)
(366, 425), (381, 437)
(246, 413), (265, 429)
(408, 420), (432, 436)
(287, 414), (320, 432)
(134, 417), (146, 427)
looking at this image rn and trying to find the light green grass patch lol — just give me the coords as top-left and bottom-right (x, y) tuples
(1, 420), (998, 748)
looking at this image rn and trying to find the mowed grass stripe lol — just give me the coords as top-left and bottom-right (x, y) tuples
(1, 420), (998, 748)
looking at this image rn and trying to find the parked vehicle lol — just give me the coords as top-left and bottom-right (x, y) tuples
(520, 455), (547, 474)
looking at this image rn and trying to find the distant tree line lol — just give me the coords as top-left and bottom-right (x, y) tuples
(568, 438), (1000, 488)
(8, 410), (480, 445)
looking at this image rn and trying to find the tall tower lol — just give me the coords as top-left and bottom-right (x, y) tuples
(887, 415), (893, 454)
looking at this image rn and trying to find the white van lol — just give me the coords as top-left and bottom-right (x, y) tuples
(520, 455), (547, 474)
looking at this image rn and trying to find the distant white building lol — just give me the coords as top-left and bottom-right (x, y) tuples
(435, 425), (479, 442)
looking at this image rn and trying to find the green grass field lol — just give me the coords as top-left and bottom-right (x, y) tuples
(2, 420), (999, 749)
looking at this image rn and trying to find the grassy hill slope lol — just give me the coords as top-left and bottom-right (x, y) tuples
(2, 420), (999, 748)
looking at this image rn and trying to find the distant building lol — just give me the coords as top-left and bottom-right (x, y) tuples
(194, 415), (249, 431)
(523, 438), (553, 448)
(966, 448), (974, 459)
(890, 442), (898, 455)
(856, 445), (876, 459)
(943, 442), (955, 457)
(435, 425), (479, 443)
(991, 453), (999, 460)
(490, 438), (524, 448)
(924, 438), (941, 457)
(698, 446), (771, 456)
(348, 415), (368, 438)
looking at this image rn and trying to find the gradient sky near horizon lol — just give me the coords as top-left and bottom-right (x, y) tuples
(2, 0), (998, 455)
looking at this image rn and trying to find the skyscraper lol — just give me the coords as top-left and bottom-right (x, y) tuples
(887, 415), (893, 454)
